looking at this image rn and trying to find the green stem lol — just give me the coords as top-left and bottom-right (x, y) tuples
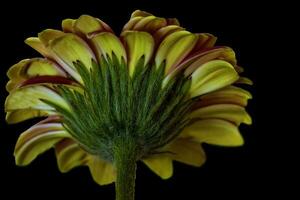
(114, 137), (137, 200)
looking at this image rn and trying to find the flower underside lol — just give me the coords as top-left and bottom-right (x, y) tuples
(5, 10), (252, 189)
(49, 56), (194, 162)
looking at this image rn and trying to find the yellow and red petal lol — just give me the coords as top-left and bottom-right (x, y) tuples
(25, 37), (51, 58)
(190, 104), (252, 125)
(122, 31), (154, 76)
(167, 138), (206, 167)
(180, 119), (244, 146)
(189, 60), (239, 98)
(153, 25), (185, 45)
(155, 31), (198, 73)
(125, 10), (179, 35)
(236, 77), (253, 85)
(55, 138), (88, 172)
(6, 58), (67, 92)
(195, 86), (252, 107)
(131, 10), (153, 18)
(49, 33), (96, 83)
(6, 110), (54, 124)
(88, 156), (116, 185)
(132, 16), (167, 34)
(5, 85), (70, 111)
(191, 33), (217, 54)
(166, 18), (180, 26)
(142, 155), (173, 179)
(62, 18), (76, 33)
(183, 47), (237, 76)
(123, 16), (144, 31)
(74, 15), (112, 37)
(38, 29), (65, 47)
(14, 122), (69, 165)
(89, 32), (126, 63)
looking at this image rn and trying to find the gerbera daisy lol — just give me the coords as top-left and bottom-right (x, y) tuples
(5, 10), (252, 200)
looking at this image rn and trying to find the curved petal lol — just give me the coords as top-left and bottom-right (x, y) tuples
(189, 104), (252, 125)
(88, 156), (116, 185)
(5, 85), (70, 111)
(236, 77), (253, 85)
(142, 155), (173, 179)
(25, 37), (51, 58)
(38, 29), (65, 47)
(6, 109), (54, 124)
(62, 18), (76, 32)
(153, 25), (185, 44)
(191, 33), (217, 53)
(167, 138), (206, 167)
(89, 32), (126, 63)
(189, 60), (239, 98)
(195, 86), (252, 107)
(123, 10), (152, 31)
(182, 47), (237, 76)
(122, 31), (154, 76)
(133, 16), (156, 29)
(6, 58), (67, 92)
(132, 16), (167, 33)
(155, 31), (198, 73)
(49, 33), (96, 83)
(131, 10), (153, 18)
(180, 119), (244, 146)
(123, 16), (143, 31)
(55, 138), (88, 172)
(14, 122), (69, 165)
(166, 18), (180, 26)
(125, 10), (177, 34)
(74, 15), (112, 37)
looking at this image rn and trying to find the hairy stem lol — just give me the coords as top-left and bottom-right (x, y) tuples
(114, 137), (137, 200)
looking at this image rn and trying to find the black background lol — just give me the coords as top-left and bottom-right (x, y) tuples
(0, 0), (285, 199)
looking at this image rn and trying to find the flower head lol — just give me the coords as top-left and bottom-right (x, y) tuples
(5, 10), (252, 196)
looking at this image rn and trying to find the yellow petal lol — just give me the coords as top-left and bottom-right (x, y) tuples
(90, 32), (126, 63)
(142, 155), (173, 179)
(236, 77), (253, 85)
(55, 138), (88, 172)
(131, 10), (153, 18)
(167, 138), (206, 167)
(196, 86), (252, 107)
(166, 18), (180, 26)
(5, 85), (69, 111)
(190, 104), (252, 125)
(6, 109), (53, 124)
(155, 31), (198, 72)
(38, 29), (65, 47)
(74, 15), (111, 37)
(6, 58), (67, 92)
(49, 33), (96, 82)
(192, 33), (217, 52)
(143, 17), (167, 33)
(180, 119), (244, 146)
(122, 31), (154, 76)
(14, 122), (68, 165)
(183, 47), (237, 76)
(133, 16), (156, 29)
(123, 16), (143, 31)
(25, 37), (51, 58)
(153, 25), (185, 44)
(132, 16), (167, 33)
(88, 156), (116, 185)
(62, 18), (76, 32)
(189, 60), (239, 98)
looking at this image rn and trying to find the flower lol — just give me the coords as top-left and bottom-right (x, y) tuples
(5, 10), (252, 199)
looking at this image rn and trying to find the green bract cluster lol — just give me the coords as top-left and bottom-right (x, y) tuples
(47, 55), (195, 163)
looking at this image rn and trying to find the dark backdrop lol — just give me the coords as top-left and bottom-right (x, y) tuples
(0, 0), (279, 199)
